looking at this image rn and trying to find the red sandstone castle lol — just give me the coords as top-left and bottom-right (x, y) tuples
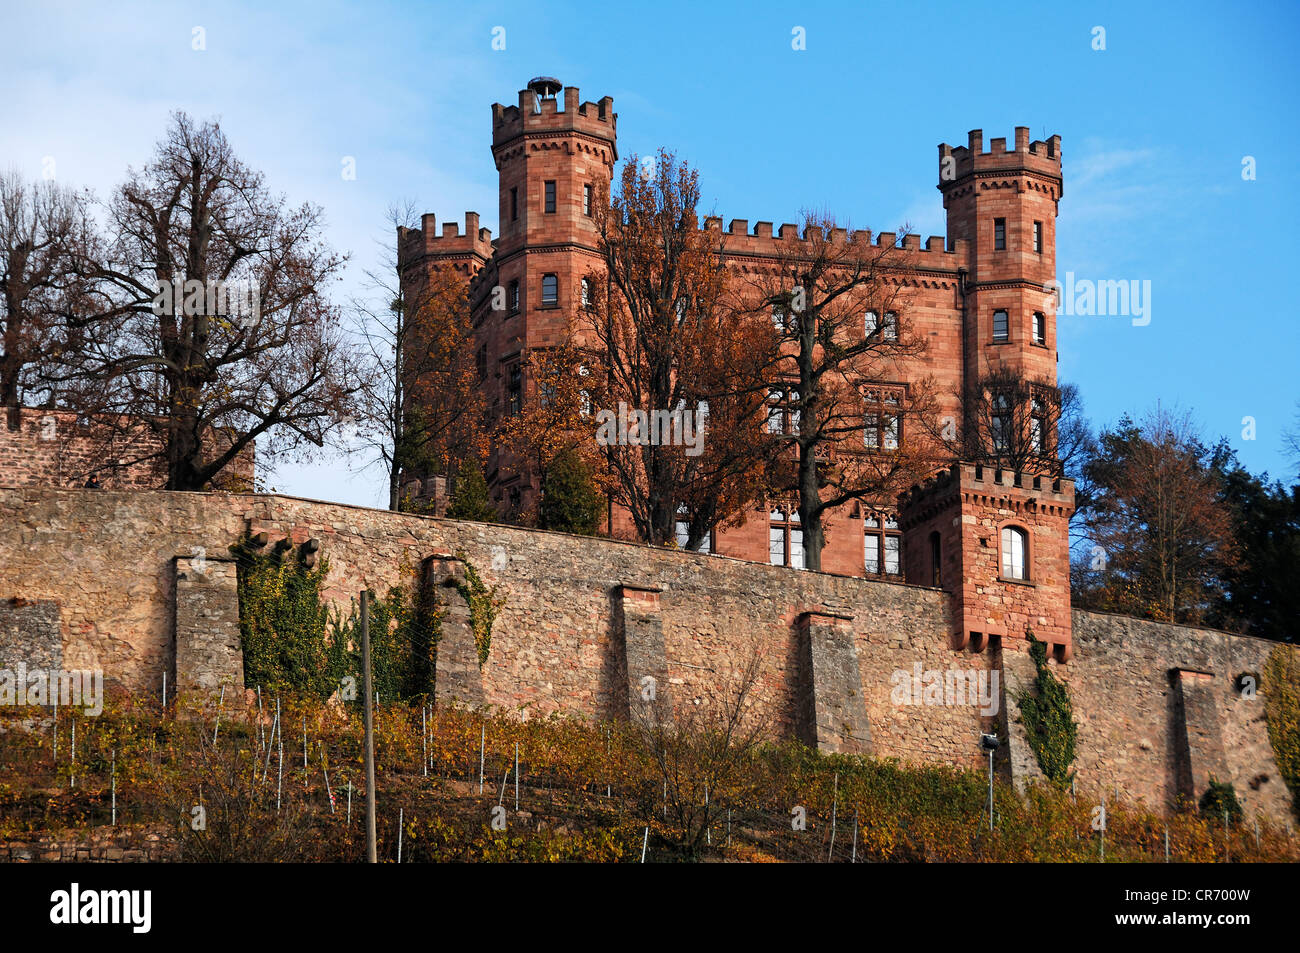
(397, 78), (1075, 662)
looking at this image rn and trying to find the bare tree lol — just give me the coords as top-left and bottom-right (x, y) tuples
(67, 112), (359, 489)
(629, 638), (772, 859)
(0, 171), (100, 425)
(742, 214), (942, 571)
(353, 201), (485, 509)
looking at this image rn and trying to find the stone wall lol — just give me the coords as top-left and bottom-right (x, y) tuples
(1052, 611), (1292, 821)
(0, 487), (1294, 819)
(0, 826), (177, 862)
(0, 408), (253, 490)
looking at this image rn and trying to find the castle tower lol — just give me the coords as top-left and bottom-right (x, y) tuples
(939, 128), (1062, 399)
(899, 463), (1075, 661)
(481, 77), (618, 510)
(905, 130), (1073, 662)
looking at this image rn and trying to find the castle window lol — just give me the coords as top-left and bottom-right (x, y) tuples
(993, 309), (1009, 342)
(508, 280), (520, 314)
(583, 184), (593, 217)
(544, 180), (556, 214)
(1033, 221), (1043, 254)
(579, 389), (592, 417)
(864, 512), (902, 576)
(863, 386), (903, 451)
(929, 531), (942, 587)
(883, 311), (898, 341)
(541, 274), (558, 306)
(506, 364), (522, 416)
(1031, 396), (1048, 452)
(581, 278), (592, 308)
(1001, 526), (1028, 580)
(767, 387), (798, 435)
(994, 218), (1006, 251)
(675, 506), (713, 554)
(1032, 311), (1045, 345)
(865, 310), (878, 338)
(991, 392), (1012, 453)
(511, 187), (518, 222)
(769, 507), (804, 569)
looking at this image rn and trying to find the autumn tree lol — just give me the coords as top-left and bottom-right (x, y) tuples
(583, 149), (772, 548)
(68, 112), (359, 489)
(353, 201), (486, 509)
(1073, 407), (1238, 623)
(0, 171), (100, 425)
(742, 214), (943, 571)
(496, 324), (608, 526)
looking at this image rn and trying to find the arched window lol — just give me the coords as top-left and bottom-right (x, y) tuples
(1001, 526), (1028, 580)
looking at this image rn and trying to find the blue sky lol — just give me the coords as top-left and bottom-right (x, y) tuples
(2, 0), (1297, 505)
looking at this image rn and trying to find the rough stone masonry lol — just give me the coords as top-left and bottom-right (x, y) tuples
(0, 486), (1293, 821)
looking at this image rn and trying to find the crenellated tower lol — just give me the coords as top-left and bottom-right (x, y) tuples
(939, 128), (1062, 398)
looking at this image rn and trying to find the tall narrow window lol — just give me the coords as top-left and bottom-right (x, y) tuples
(581, 278), (592, 308)
(863, 514), (880, 574)
(1032, 311), (1045, 344)
(508, 279), (520, 314)
(994, 218), (1006, 251)
(1033, 220), (1043, 253)
(507, 364), (522, 416)
(510, 187), (518, 221)
(884, 533), (901, 576)
(883, 311), (898, 341)
(583, 183), (593, 216)
(991, 392), (1012, 453)
(864, 310), (878, 338)
(541, 274), (558, 306)
(1031, 396), (1047, 453)
(993, 309), (1009, 342)
(544, 180), (556, 214)
(1001, 526), (1028, 580)
(929, 531), (942, 587)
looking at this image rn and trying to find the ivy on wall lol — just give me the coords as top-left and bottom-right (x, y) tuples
(453, 553), (504, 668)
(232, 537), (441, 701)
(1263, 645), (1300, 813)
(1017, 633), (1078, 786)
(232, 537), (346, 698)
(1199, 776), (1244, 822)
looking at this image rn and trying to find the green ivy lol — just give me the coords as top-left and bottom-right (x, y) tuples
(232, 536), (441, 702)
(1199, 776), (1243, 823)
(1263, 645), (1300, 814)
(231, 537), (347, 699)
(453, 553), (504, 668)
(1017, 633), (1078, 786)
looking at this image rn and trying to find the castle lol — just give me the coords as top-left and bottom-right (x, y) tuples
(1, 79), (1294, 823)
(397, 78), (1073, 662)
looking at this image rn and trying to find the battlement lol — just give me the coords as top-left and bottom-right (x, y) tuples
(397, 212), (495, 269)
(900, 462), (1074, 522)
(938, 127), (1063, 193)
(699, 216), (972, 272)
(491, 80), (617, 158)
